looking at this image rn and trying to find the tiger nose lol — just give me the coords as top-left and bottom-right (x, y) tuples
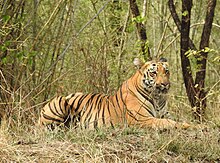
(161, 82), (170, 89)
(156, 82), (169, 89)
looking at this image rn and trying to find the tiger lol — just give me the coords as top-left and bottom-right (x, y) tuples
(38, 58), (190, 129)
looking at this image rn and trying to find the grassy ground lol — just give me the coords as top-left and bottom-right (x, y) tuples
(0, 121), (220, 162)
(1, 91), (219, 162)
(0, 88), (219, 162)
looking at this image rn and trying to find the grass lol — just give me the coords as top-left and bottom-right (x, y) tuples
(0, 120), (220, 162)
(0, 89), (219, 162)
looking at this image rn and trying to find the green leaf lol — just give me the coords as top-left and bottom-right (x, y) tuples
(185, 49), (198, 57)
(2, 57), (7, 64)
(132, 16), (146, 23)
(0, 45), (7, 52)
(2, 15), (10, 22)
(182, 10), (188, 16)
(203, 47), (215, 53)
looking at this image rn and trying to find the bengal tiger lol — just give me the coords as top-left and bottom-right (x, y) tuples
(38, 58), (190, 129)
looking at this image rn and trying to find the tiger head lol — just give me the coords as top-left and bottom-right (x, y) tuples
(134, 58), (170, 95)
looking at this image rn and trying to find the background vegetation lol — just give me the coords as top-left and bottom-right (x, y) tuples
(0, 0), (219, 162)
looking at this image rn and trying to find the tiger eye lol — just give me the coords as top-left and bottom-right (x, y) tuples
(149, 71), (156, 77)
(149, 67), (156, 71)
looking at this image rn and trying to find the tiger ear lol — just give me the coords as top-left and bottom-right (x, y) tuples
(133, 58), (144, 69)
(159, 57), (167, 62)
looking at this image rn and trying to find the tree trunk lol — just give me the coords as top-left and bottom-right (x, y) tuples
(180, 0), (197, 115)
(194, 0), (216, 120)
(168, 0), (197, 51)
(129, 0), (151, 60)
(170, 0), (216, 121)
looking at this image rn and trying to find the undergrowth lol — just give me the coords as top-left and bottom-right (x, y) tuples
(0, 121), (220, 162)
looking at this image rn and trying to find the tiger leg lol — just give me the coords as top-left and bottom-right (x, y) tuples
(38, 96), (71, 127)
(140, 117), (190, 129)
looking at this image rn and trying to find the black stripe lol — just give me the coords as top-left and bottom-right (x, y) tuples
(88, 94), (102, 129)
(134, 92), (155, 117)
(83, 94), (98, 128)
(115, 93), (121, 109)
(74, 94), (91, 113)
(67, 94), (84, 117)
(63, 97), (70, 113)
(125, 107), (138, 121)
(134, 110), (151, 118)
(58, 97), (65, 115)
(94, 95), (102, 129)
(127, 86), (155, 117)
(143, 105), (155, 117)
(118, 87), (127, 123)
(119, 87), (126, 106)
(42, 113), (63, 123)
(101, 105), (106, 126)
(53, 98), (65, 118)
(48, 102), (63, 118)
(136, 85), (154, 105)
(67, 93), (75, 99)
(106, 97), (114, 128)
(101, 97), (106, 126)
(108, 96), (120, 120)
(65, 100), (71, 117)
(68, 95), (79, 109)
(160, 100), (166, 108)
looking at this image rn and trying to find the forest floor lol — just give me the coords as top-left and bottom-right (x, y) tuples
(0, 121), (220, 162)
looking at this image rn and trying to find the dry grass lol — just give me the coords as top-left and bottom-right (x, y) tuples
(0, 121), (220, 162)
(0, 84), (219, 162)
(0, 83), (219, 162)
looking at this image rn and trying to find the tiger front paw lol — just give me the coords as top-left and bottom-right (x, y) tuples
(175, 122), (191, 129)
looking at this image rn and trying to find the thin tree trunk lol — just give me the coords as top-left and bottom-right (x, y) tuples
(194, 0), (216, 119)
(168, 0), (197, 51)
(180, 0), (197, 113)
(129, 0), (151, 60)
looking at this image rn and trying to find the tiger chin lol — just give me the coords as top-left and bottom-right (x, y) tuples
(38, 58), (190, 130)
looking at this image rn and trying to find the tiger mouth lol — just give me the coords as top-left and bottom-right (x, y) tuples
(143, 85), (169, 94)
(154, 87), (169, 94)
(157, 88), (169, 94)
(143, 79), (170, 94)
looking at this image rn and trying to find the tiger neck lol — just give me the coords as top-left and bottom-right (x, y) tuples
(114, 71), (168, 118)
(126, 73), (155, 103)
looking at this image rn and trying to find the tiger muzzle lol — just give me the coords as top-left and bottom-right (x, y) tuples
(156, 83), (170, 93)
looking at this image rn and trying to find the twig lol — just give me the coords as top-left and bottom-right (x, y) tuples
(48, 0), (111, 72)
(156, 15), (171, 57)
(142, 0), (147, 18)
